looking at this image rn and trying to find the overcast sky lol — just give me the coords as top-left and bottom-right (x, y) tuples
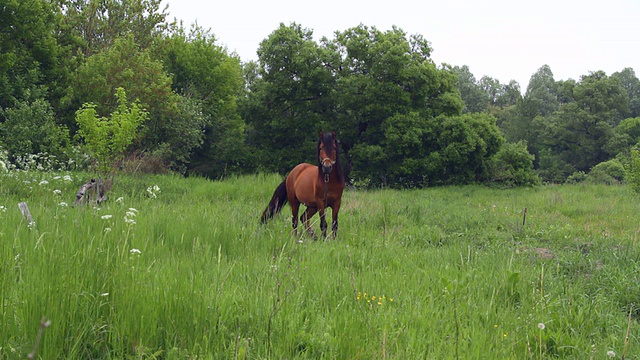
(161, 0), (639, 92)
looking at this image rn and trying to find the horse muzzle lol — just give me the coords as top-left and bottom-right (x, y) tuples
(321, 158), (335, 174)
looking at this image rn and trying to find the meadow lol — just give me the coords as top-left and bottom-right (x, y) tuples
(1, 171), (639, 359)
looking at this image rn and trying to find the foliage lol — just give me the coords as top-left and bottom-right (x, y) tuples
(0, 0), (68, 113)
(612, 67), (640, 118)
(351, 112), (504, 187)
(154, 23), (246, 177)
(486, 141), (540, 187)
(56, 0), (169, 57)
(452, 65), (490, 113)
(628, 148), (640, 193)
(243, 23), (335, 173)
(0, 99), (70, 163)
(75, 87), (148, 173)
(537, 148), (575, 183)
(585, 159), (626, 185)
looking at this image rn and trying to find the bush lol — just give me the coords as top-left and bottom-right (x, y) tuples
(0, 99), (70, 166)
(586, 159), (626, 185)
(628, 148), (640, 193)
(565, 171), (587, 184)
(487, 141), (540, 187)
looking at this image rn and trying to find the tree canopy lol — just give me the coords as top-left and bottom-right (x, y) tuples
(0, 2), (638, 187)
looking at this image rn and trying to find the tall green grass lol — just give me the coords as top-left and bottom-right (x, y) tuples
(1, 171), (639, 359)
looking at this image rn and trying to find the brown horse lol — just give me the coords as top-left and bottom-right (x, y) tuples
(261, 131), (346, 238)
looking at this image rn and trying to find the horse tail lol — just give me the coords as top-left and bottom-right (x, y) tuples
(261, 180), (288, 223)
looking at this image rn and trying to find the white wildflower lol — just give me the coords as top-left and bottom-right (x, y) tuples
(104, 227), (112, 232)
(125, 211), (136, 218)
(53, 189), (62, 195)
(115, 197), (124, 203)
(146, 185), (160, 198)
(101, 214), (113, 220)
(58, 202), (68, 207)
(124, 217), (136, 225)
(129, 248), (141, 254)
(63, 175), (72, 181)
(0, 206), (6, 212)
(39, 180), (49, 185)
(101, 292), (109, 297)
(128, 208), (138, 213)
(607, 350), (616, 357)
(537, 323), (545, 330)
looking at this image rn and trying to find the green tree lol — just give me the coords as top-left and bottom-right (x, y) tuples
(63, 36), (207, 170)
(612, 67), (640, 118)
(452, 65), (489, 113)
(56, 0), (168, 57)
(351, 112), (504, 187)
(154, 23), (245, 176)
(75, 87), (147, 173)
(0, 99), (70, 163)
(0, 0), (68, 112)
(329, 25), (462, 179)
(243, 23), (336, 172)
(538, 71), (629, 173)
(486, 141), (540, 187)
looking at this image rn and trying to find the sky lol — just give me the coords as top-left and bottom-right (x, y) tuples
(160, 0), (640, 92)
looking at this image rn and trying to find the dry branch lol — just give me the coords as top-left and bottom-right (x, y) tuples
(73, 178), (110, 206)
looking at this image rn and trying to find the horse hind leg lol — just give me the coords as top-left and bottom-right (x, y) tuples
(301, 206), (318, 239)
(290, 201), (301, 235)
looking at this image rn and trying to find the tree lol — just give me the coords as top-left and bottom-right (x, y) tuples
(328, 25), (463, 181)
(154, 23), (246, 176)
(62, 36), (206, 170)
(0, 99), (70, 163)
(452, 65), (489, 113)
(0, 0), (67, 112)
(537, 71), (629, 174)
(487, 141), (540, 187)
(350, 112), (504, 187)
(75, 87), (147, 173)
(56, 0), (168, 57)
(611, 67), (640, 118)
(243, 23), (336, 173)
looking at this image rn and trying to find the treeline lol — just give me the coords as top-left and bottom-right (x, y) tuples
(1, 0), (639, 188)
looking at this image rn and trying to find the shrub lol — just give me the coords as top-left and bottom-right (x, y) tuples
(628, 148), (640, 193)
(0, 99), (70, 166)
(586, 159), (626, 185)
(487, 141), (540, 187)
(75, 88), (148, 174)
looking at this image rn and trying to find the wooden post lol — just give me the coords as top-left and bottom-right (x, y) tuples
(18, 202), (35, 226)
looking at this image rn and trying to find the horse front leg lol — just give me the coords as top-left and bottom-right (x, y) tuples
(331, 201), (342, 239)
(319, 206), (328, 238)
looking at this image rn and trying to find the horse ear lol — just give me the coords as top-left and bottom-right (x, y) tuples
(331, 130), (337, 138)
(319, 131), (324, 139)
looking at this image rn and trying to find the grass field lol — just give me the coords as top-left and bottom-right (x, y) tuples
(1, 171), (640, 359)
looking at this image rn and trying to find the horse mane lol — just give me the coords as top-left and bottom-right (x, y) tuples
(317, 131), (345, 184)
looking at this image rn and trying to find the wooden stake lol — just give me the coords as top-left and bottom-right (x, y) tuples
(18, 202), (34, 226)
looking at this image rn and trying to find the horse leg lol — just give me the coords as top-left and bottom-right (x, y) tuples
(319, 206), (328, 238)
(290, 201), (300, 235)
(302, 206), (317, 238)
(331, 201), (342, 238)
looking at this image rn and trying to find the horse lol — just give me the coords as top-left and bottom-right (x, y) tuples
(261, 131), (346, 238)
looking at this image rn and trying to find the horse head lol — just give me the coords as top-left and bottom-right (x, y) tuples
(318, 131), (338, 175)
